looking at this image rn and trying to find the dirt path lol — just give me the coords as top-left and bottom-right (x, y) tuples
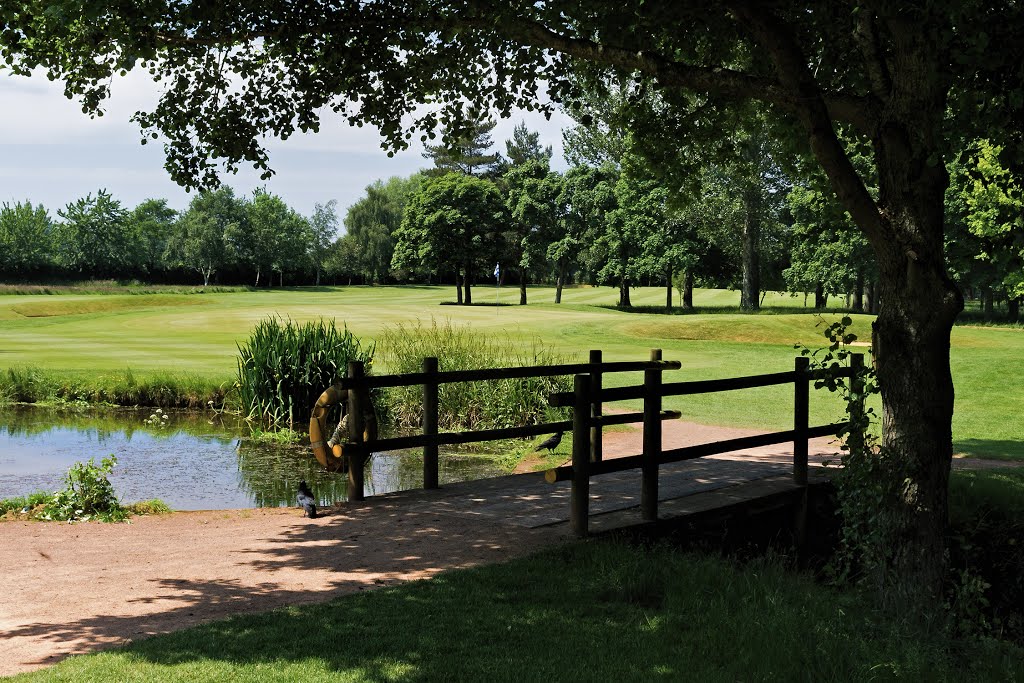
(0, 421), (1012, 676)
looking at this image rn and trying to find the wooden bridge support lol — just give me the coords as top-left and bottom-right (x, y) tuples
(423, 356), (439, 490)
(642, 349), (663, 521)
(571, 374), (592, 537)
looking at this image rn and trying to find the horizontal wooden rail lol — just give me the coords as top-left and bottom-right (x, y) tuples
(545, 422), (847, 483)
(598, 410), (681, 427)
(345, 420), (574, 454)
(337, 359), (681, 390)
(550, 366), (855, 406)
(343, 409), (682, 454)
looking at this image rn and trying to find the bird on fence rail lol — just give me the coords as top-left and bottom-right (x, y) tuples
(297, 480), (318, 519)
(534, 431), (563, 454)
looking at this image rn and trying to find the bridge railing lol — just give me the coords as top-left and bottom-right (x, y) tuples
(332, 349), (862, 537)
(333, 351), (681, 500)
(544, 352), (863, 536)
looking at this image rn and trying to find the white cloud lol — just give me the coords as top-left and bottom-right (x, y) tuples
(1, 69), (572, 217)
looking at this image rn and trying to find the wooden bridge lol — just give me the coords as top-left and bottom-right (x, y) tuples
(321, 349), (860, 537)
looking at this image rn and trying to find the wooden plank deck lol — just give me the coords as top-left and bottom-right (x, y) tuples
(362, 455), (827, 533)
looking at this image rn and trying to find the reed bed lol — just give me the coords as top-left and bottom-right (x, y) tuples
(235, 317), (373, 429)
(0, 366), (227, 408)
(376, 319), (572, 432)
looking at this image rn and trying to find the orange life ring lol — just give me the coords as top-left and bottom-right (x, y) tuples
(309, 383), (378, 472)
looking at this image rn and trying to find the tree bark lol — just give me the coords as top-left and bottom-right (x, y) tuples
(982, 287), (994, 319)
(520, 271), (527, 305)
(463, 263), (472, 304)
(682, 270), (694, 309)
(619, 275), (631, 307)
(1009, 296), (1021, 323)
(814, 282), (827, 309)
(665, 265), (673, 309)
(555, 262), (565, 304)
(455, 272), (463, 305)
(740, 187), (760, 311)
(854, 271), (865, 312)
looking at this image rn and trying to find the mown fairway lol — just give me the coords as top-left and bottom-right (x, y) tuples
(1, 285), (1020, 458)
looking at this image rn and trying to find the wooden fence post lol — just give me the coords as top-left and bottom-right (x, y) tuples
(589, 349), (602, 463)
(793, 356), (810, 486)
(571, 373), (592, 537)
(849, 353), (866, 453)
(641, 349), (663, 521)
(347, 360), (366, 501)
(422, 356), (440, 489)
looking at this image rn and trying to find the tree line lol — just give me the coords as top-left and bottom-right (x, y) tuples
(337, 110), (1022, 320)
(3, 113), (1019, 322)
(0, 188), (337, 288)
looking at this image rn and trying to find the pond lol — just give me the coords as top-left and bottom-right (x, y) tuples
(0, 406), (508, 510)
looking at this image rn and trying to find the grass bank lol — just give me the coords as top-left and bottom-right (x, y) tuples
(0, 285), (1020, 459)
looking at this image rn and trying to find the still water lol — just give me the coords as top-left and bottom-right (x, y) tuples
(0, 406), (506, 510)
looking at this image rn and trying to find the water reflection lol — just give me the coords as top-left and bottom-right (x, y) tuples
(0, 406), (507, 510)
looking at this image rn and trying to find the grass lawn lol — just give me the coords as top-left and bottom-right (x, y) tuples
(1, 284), (1020, 459)
(10, 536), (1023, 682)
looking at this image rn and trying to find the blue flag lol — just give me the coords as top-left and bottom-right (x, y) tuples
(494, 263), (500, 281)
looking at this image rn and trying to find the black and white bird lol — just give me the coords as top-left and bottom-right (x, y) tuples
(297, 480), (318, 519)
(535, 431), (563, 454)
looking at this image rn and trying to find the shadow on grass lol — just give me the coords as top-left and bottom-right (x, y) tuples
(438, 301), (518, 307)
(953, 439), (1024, 461)
(595, 305), (865, 316)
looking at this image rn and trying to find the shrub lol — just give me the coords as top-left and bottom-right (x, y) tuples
(42, 455), (128, 522)
(235, 316), (374, 429)
(376, 319), (571, 431)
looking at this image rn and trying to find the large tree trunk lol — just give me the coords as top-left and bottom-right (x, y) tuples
(740, 187), (760, 310)
(520, 272), (527, 305)
(864, 38), (962, 601)
(814, 282), (827, 309)
(618, 275), (631, 307)
(1009, 296), (1021, 323)
(682, 270), (694, 309)
(555, 262), (565, 304)
(746, 9), (963, 601)
(455, 272), (463, 305)
(463, 263), (472, 304)
(982, 287), (994, 319)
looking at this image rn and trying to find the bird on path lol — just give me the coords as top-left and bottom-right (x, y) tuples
(534, 431), (563, 454)
(297, 480), (318, 519)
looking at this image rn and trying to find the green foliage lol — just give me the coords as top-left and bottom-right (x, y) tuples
(795, 317), (906, 597)
(0, 200), (54, 277)
(166, 187), (243, 286)
(0, 490), (52, 515)
(55, 190), (133, 278)
(948, 468), (1024, 642)
(391, 173), (506, 300)
(343, 175), (421, 284)
(235, 317), (374, 429)
(125, 499), (173, 515)
(41, 455), (128, 523)
(376, 319), (570, 431)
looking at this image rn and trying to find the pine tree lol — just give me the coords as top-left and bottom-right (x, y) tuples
(422, 108), (501, 177)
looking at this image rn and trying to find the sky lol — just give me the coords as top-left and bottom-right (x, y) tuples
(0, 70), (573, 224)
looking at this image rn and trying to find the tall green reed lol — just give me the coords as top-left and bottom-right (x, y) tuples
(376, 319), (572, 431)
(235, 317), (373, 429)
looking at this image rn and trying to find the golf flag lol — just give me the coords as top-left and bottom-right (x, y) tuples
(494, 263), (500, 281)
